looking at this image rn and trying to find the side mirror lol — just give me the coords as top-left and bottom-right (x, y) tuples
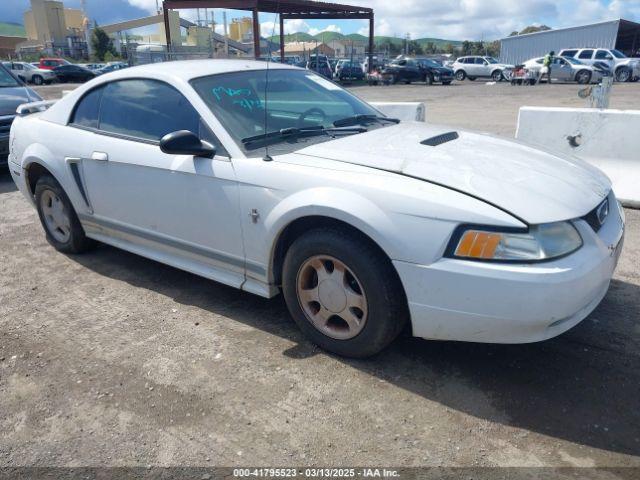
(160, 130), (215, 159)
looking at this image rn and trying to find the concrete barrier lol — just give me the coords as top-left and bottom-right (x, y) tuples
(516, 106), (640, 208)
(371, 102), (426, 122)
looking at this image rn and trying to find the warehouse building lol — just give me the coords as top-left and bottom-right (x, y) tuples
(500, 19), (640, 65)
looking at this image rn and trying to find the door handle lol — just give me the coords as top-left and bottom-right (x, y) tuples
(91, 151), (109, 162)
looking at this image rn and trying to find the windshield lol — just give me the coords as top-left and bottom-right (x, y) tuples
(191, 69), (383, 153)
(611, 49), (626, 59)
(485, 57), (499, 64)
(0, 66), (20, 87)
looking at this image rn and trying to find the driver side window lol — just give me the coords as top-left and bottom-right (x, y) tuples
(70, 79), (228, 156)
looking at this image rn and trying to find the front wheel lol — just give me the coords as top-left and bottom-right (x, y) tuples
(576, 70), (592, 84)
(491, 70), (503, 82)
(35, 174), (95, 254)
(282, 228), (408, 358)
(32, 75), (44, 85)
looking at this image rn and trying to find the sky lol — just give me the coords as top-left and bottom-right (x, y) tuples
(2, 0), (640, 40)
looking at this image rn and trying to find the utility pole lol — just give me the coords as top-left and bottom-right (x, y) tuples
(223, 11), (229, 58)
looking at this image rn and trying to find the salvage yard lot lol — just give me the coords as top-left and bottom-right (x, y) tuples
(1, 81), (639, 469)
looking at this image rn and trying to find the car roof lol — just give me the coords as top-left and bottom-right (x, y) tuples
(104, 59), (297, 82)
(40, 59), (301, 126)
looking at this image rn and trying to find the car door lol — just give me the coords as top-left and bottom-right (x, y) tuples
(405, 60), (421, 81)
(594, 49), (615, 70)
(552, 58), (571, 81)
(67, 79), (246, 283)
(469, 57), (483, 76)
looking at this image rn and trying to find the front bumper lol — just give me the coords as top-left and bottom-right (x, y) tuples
(395, 194), (625, 344)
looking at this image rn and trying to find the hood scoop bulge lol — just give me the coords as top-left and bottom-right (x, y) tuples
(420, 131), (459, 147)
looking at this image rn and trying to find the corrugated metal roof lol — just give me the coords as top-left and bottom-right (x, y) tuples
(500, 19), (621, 64)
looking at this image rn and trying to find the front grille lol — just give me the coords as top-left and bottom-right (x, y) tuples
(0, 115), (14, 136)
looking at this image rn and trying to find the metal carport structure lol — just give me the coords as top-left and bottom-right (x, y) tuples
(162, 0), (375, 69)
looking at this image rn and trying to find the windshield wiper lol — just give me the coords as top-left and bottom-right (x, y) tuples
(242, 125), (367, 150)
(333, 114), (400, 127)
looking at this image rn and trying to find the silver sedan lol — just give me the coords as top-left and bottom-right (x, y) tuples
(523, 56), (607, 84)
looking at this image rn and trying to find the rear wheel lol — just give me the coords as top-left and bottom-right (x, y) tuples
(616, 67), (631, 83)
(34, 174), (95, 254)
(282, 228), (408, 358)
(455, 70), (466, 81)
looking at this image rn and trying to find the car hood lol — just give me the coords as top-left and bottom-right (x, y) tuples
(0, 85), (41, 116)
(297, 123), (611, 224)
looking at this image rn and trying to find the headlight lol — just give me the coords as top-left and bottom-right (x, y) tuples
(448, 222), (582, 262)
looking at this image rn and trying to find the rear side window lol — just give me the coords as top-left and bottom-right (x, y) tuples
(561, 50), (578, 58)
(99, 79), (199, 142)
(71, 85), (104, 129)
(595, 50), (612, 59)
(578, 49), (594, 59)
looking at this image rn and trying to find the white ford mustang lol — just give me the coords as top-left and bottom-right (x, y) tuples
(8, 60), (625, 358)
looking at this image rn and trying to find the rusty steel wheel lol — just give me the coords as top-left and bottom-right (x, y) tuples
(296, 255), (368, 340)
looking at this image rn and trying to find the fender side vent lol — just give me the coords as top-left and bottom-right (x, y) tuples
(421, 131), (459, 147)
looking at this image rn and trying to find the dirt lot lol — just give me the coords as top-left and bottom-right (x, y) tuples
(1, 81), (639, 472)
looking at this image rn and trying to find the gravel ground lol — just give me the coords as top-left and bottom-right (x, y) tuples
(0, 81), (639, 472)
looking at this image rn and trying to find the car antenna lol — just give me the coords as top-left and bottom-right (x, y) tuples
(262, 1), (281, 162)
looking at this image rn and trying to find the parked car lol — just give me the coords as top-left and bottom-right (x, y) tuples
(95, 62), (129, 75)
(451, 56), (514, 81)
(0, 63), (41, 167)
(82, 63), (106, 71)
(522, 56), (606, 84)
(9, 61), (625, 358)
(558, 48), (640, 82)
(53, 64), (96, 83)
(2, 61), (56, 85)
(382, 56), (453, 85)
(39, 57), (70, 70)
(307, 58), (333, 78)
(334, 60), (365, 82)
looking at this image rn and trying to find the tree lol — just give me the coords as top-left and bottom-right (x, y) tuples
(509, 25), (552, 36)
(461, 40), (472, 56)
(91, 26), (116, 61)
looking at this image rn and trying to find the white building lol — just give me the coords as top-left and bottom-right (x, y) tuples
(500, 19), (640, 65)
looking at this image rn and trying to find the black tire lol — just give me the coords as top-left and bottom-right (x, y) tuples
(425, 74), (433, 86)
(576, 70), (592, 84)
(34, 174), (95, 254)
(491, 70), (503, 82)
(455, 70), (466, 81)
(615, 67), (631, 83)
(282, 228), (408, 358)
(32, 75), (44, 85)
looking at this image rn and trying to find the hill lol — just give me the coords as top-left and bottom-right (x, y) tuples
(268, 31), (462, 48)
(0, 22), (26, 37)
